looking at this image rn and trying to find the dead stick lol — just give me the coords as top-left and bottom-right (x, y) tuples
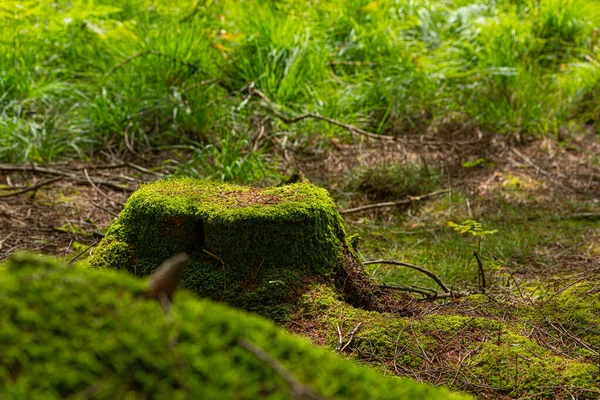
(364, 259), (451, 294)
(237, 339), (328, 400)
(67, 240), (98, 264)
(340, 322), (363, 352)
(379, 284), (466, 300)
(107, 49), (202, 76)
(91, 203), (120, 218)
(84, 169), (115, 203)
(554, 212), (600, 221)
(473, 251), (486, 291)
(499, 259), (599, 356)
(0, 176), (62, 197)
(125, 162), (164, 177)
(378, 283), (438, 299)
(510, 148), (574, 192)
(0, 164), (134, 192)
(252, 88), (397, 141)
(340, 189), (450, 214)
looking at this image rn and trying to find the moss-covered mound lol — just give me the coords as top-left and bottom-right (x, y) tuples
(0, 253), (469, 400)
(289, 285), (600, 399)
(89, 178), (394, 320)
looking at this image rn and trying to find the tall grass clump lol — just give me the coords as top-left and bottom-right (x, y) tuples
(0, 0), (598, 171)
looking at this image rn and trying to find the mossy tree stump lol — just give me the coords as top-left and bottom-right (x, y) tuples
(91, 178), (390, 320)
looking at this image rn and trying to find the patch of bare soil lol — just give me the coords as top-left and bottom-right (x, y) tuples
(0, 163), (161, 261)
(2, 132), (599, 267)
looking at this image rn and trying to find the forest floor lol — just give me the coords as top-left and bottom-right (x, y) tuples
(1, 132), (600, 399)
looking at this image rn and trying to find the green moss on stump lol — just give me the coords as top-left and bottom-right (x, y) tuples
(90, 179), (388, 320)
(0, 253), (469, 400)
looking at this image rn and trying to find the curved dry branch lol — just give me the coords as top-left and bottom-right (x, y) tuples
(107, 50), (202, 76)
(251, 88), (397, 142)
(364, 259), (451, 294)
(0, 176), (62, 197)
(0, 164), (134, 193)
(378, 283), (438, 299)
(340, 189), (450, 214)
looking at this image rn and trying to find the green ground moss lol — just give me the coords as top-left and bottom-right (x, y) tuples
(90, 178), (348, 320)
(537, 283), (600, 351)
(290, 285), (600, 399)
(0, 253), (469, 400)
(471, 331), (599, 396)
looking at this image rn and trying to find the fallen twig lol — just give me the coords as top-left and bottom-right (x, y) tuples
(107, 49), (202, 76)
(497, 257), (600, 357)
(364, 259), (451, 294)
(0, 232), (15, 251)
(0, 176), (63, 198)
(554, 212), (600, 221)
(473, 251), (486, 291)
(340, 322), (363, 353)
(67, 240), (98, 264)
(91, 203), (120, 218)
(251, 88), (397, 141)
(378, 283), (438, 299)
(378, 283), (466, 300)
(124, 162), (164, 177)
(84, 168), (115, 203)
(0, 164), (134, 193)
(340, 189), (450, 214)
(237, 338), (328, 400)
(510, 148), (574, 192)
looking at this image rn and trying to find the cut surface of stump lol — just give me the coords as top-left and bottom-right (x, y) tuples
(90, 178), (396, 320)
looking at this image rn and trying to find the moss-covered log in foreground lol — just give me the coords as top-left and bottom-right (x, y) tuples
(0, 253), (469, 400)
(89, 179), (397, 320)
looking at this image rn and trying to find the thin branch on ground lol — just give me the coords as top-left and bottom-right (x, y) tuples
(339, 189), (450, 214)
(67, 240), (98, 264)
(510, 148), (575, 192)
(0, 233), (15, 251)
(237, 338), (329, 400)
(340, 322), (363, 353)
(473, 251), (486, 291)
(554, 212), (600, 221)
(60, 162), (162, 177)
(124, 162), (164, 177)
(0, 176), (63, 198)
(497, 257), (600, 357)
(251, 88), (397, 141)
(107, 49), (202, 76)
(378, 283), (438, 299)
(84, 168), (115, 204)
(539, 277), (588, 306)
(0, 164), (134, 192)
(123, 125), (147, 161)
(91, 203), (120, 218)
(364, 259), (451, 294)
(378, 283), (466, 300)
(336, 326), (343, 350)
